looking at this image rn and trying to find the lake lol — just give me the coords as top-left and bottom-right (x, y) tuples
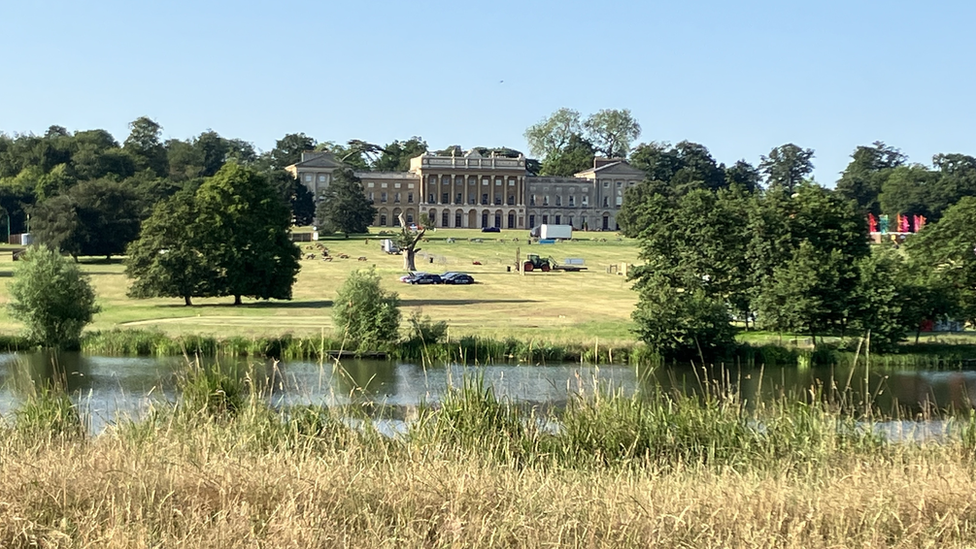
(2, 351), (975, 435)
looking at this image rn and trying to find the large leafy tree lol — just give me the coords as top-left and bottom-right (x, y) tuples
(126, 163), (301, 306)
(539, 134), (595, 177)
(583, 109), (641, 158)
(125, 190), (213, 306)
(123, 117), (168, 177)
(835, 142), (905, 215)
(627, 187), (751, 357)
(270, 133), (315, 170)
(905, 196), (976, 323)
(524, 108), (583, 160)
(31, 179), (142, 259)
(373, 137), (428, 171)
(194, 163), (302, 305)
(316, 168), (376, 236)
(759, 143), (814, 195)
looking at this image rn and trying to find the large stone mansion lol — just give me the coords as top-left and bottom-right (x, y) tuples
(285, 149), (645, 231)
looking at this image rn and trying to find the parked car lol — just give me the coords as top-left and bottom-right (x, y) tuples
(481, 226), (500, 233)
(399, 272), (442, 285)
(440, 272), (475, 285)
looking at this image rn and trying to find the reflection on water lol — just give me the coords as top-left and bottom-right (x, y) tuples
(0, 351), (975, 434)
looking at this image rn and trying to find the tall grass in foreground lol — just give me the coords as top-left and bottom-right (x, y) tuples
(3, 363), (976, 546)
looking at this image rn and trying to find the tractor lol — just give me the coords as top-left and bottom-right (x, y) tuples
(522, 253), (554, 272)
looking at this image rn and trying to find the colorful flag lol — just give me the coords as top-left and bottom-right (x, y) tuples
(868, 213), (878, 233)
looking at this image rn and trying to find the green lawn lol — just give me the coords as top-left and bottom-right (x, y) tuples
(0, 230), (643, 344)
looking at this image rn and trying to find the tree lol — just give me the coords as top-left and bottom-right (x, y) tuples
(848, 247), (913, 350)
(724, 160), (760, 193)
(8, 246), (100, 348)
(125, 191), (212, 306)
(126, 163), (301, 306)
(905, 196), (976, 323)
(835, 142), (905, 215)
(524, 108), (583, 159)
(316, 168), (376, 236)
(397, 213), (430, 271)
(270, 133), (315, 170)
(539, 133), (595, 177)
(759, 144), (814, 194)
(878, 164), (940, 220)
(194, 163), (302, 305)
(583, 109), (641, 158)
(373, 137), (428, 171)
(332, 267), (401, 352)
(755, 242), (855, 342)
(29, 195), (83, 257)
(123, 117), (168, 177)
(632, 277), (735, 362)
(31, 179), (142, 259)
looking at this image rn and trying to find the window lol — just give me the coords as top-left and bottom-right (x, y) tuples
(494, 194), (501, 205)
(381, 192), (388, 203)
(394, 192), (401, 203)
(439, 211), (447, 227)
(582, 196), (589, 207)
(381, 183), (388, 188)
(530, 195), (536, 206)
(428, 193), (435, 203)
(508, 180), (515, 186)
(495, 178), (502, 186)
(543, 196), (549, 206)
(455, 193), (462, 204)
(442, 192), (449, 204)
(555, 215), (561, 224)
(529, 214), (536, 227)
(318, 174), (326, 183)
(507, 195), (514, 205)
(395, 183), (401, 189)
(508, 212), (515, 228)
(408, 192), (414, 203)
(603, 181), (609, 188)
(455, 211), (462, 227)
(542, 215), (549, 224)
(568, 216), (573, 226)
(367, 182), (375, 188)
(616, 196), (623, 206)
(555, 196), (562, 206)
(569, 196), (575, 207)
(603, 197), (609, 207)
(406, 213), (414, 223)
(469, 196), (476, 205)
(304, 174), (312, 182)
(368, 192), (375, 203)
(616, 181), (622, 188)
(482, 193), (488, 205)
(380, 214), (387, 225)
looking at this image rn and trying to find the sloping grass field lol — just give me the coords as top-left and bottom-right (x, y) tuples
(0, 229), (641, 345)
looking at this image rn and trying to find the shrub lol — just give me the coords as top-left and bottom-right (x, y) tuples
(7, 246), (100, 348)
(332, 267), (401, 352)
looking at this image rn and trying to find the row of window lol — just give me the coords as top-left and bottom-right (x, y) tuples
(369, 192), (414, 204)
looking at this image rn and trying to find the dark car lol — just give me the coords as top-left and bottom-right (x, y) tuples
(481, 226), (501, 233)
(441, 272), (475, 285)
(399, 272), (442, 285)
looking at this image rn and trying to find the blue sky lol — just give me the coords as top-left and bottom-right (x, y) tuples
(2, 0), (974, 183)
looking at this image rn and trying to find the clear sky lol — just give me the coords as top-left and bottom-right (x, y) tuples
(2, 0), (974, 183)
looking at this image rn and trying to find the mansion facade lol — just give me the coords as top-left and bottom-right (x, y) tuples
(285, 149), (646, 231)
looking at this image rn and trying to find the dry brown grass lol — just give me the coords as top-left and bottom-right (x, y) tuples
(1, 428), (975, 548)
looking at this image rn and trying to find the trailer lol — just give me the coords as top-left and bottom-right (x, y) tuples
(540, 224), (573, 240)
(380, 239), (401, 254)
(529, 224), (573, 240)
